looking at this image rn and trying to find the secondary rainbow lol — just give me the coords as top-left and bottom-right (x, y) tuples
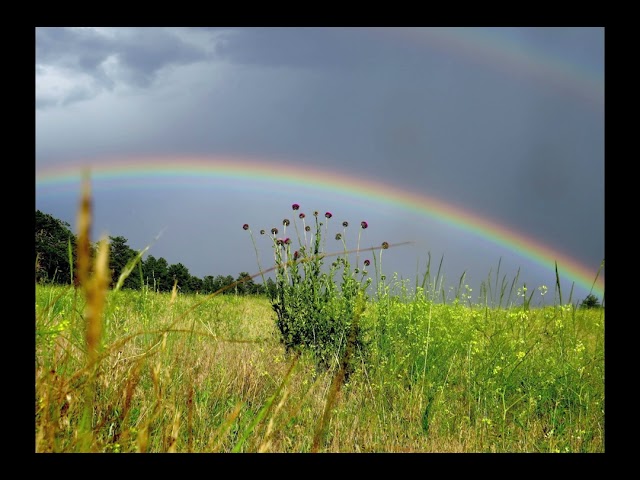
(36, 156), (605, 299)
(371, 27), (604, 109)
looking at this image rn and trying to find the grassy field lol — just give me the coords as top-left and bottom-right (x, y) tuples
(35, 178), (604, 453)
(35, 281), (604, 453)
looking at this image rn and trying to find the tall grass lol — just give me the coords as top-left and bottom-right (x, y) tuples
(35, 175), (604, 452)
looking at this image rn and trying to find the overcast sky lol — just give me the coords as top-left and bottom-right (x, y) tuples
(35, 27), (605, 305)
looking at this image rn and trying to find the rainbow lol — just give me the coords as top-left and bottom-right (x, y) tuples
(35, 156), (605, 299)
(370, 27), (604, 109)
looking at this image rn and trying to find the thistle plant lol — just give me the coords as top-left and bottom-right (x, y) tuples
(244, 203), (376, 378)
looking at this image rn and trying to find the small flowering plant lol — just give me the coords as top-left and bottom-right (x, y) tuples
(243, 203), (388, 377)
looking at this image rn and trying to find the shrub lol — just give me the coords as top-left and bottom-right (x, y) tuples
(580, 294), (601, 309)
(244, 205), (378, 379)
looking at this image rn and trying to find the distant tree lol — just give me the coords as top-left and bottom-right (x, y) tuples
(209, 275), (222, 293)
(168, 263), (191, 292)
(235, 271), (255, 295)
(143, 255), (170, 292)
(188, 275), (203, 294)
(35, 210), (76, 285)
(580, 294), (601, 309)
(264, 277), (277, 298)
(202, 275), (216, 294)
(252, 282), (266, 295)
(109, 236), (140, 290)
(221, 275), (235, 294)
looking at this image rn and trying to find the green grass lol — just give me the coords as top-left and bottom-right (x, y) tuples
(35, 282), (604, 453)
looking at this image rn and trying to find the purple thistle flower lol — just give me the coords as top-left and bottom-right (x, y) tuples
(361, 221), (368, 229)
(325, 212), (332, 219)
(292, 203), (300, 210)
(276, 238), (284, 246)
(284, 237), (291, 245)
(242, 224), (249, 231)
(299, 212), (306, 219)
(364, 259), (371, 267)
(293, 250), (299, 260)
(271, 227), (279, 235)
(342, 221), (349, 227)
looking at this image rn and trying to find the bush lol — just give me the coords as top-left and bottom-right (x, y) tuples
(580, 294), (601, 309)
(244, 206), (379, 379)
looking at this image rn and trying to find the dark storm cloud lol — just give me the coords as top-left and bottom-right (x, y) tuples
(36, 27), (112, 70)
(35, 27), (209, 108)
(210, 27), (389, 70)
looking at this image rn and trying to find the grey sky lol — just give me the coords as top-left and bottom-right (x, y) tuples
(35, 27), (605, 304)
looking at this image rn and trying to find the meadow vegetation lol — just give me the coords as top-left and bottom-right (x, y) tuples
(35, 176), (604, 453)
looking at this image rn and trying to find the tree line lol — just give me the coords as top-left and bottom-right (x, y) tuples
(35, 210), (273, 295)
(35, 209), (603, 307)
